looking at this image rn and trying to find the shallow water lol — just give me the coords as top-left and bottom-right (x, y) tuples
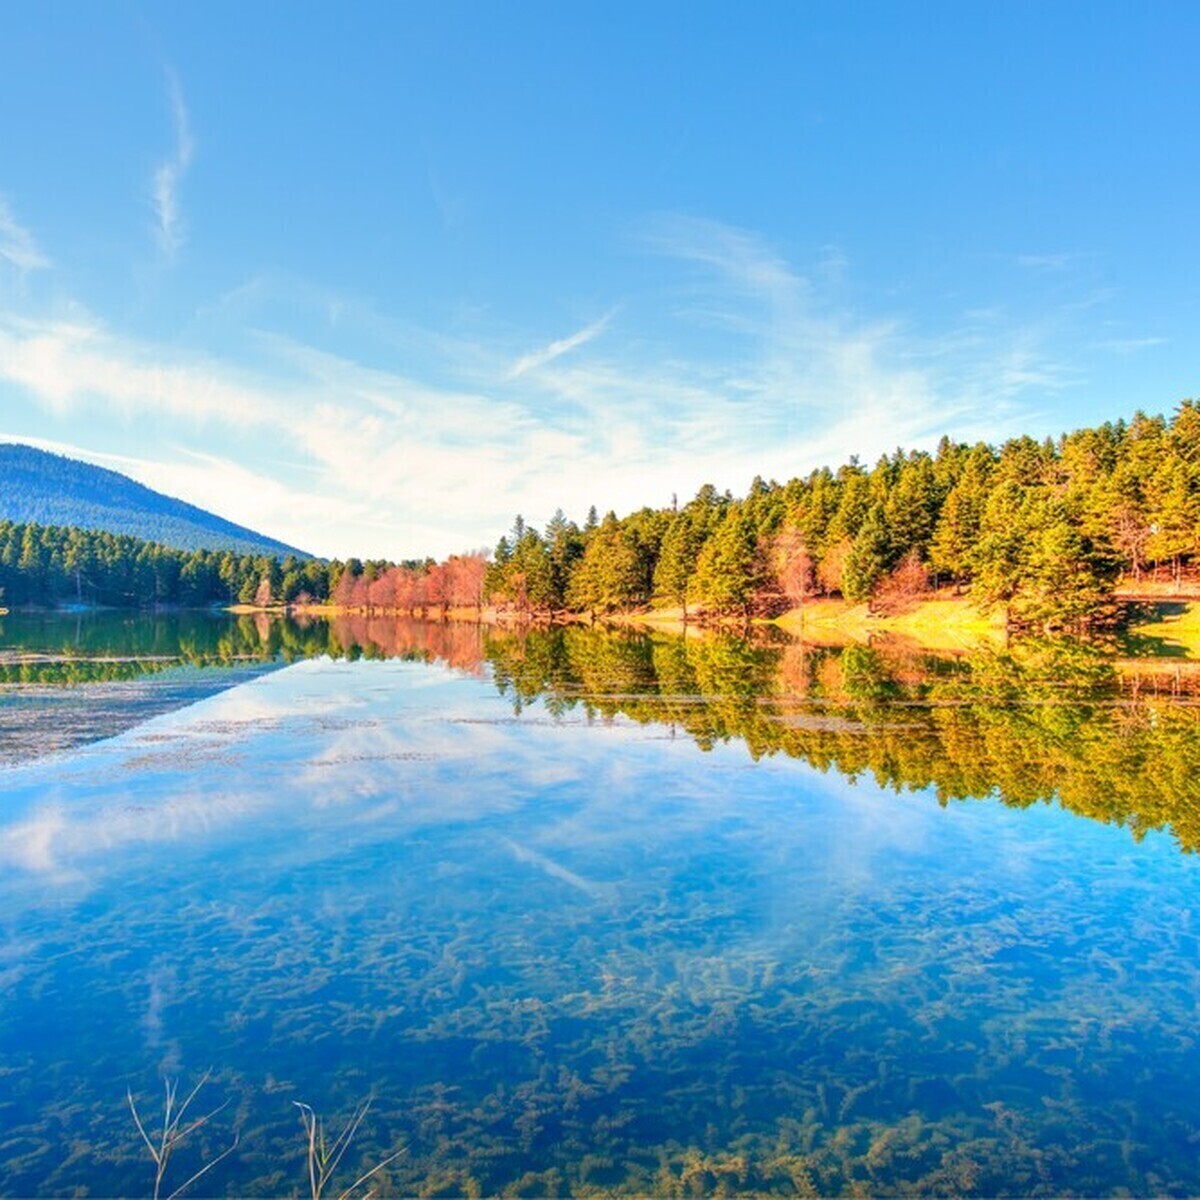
(1, 614), (1198, 1196)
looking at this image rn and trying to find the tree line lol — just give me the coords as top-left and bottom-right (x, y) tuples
(1, 403), (1197, 629)
(484, 402), (1200, 630)
(0, 519), (487, 613)
(0, 521), (328, 609)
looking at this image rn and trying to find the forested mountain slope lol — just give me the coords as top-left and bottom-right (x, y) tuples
(0, 444), (307, 558)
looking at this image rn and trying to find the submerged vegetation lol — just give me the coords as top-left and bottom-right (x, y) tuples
(3, 611), (1200, 1196)
(3, 404), (1200, 634)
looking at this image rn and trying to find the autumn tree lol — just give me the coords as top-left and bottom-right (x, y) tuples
(768, 526), (815, 609)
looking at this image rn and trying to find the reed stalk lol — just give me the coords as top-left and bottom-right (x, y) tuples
(293, 1099), (405, 1200)
(126, 1069), (239, 1200)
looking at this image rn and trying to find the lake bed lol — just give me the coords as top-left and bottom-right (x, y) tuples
(1, 613), (1198, 1196)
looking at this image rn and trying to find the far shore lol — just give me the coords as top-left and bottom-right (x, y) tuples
(6, 591), (1200, 659)
(228, 585), (1200, 658)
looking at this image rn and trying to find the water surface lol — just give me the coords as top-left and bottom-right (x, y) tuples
(1, 614), (1198, 1196)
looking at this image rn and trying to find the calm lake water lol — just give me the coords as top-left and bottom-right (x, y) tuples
(1, 612), (1199, 1196)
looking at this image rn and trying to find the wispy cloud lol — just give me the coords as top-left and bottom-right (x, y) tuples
(0, 198), (50, 272)
(151, 70), (195, 258)
(0, 310), (547, 555)
(1015, 252), (1075, 272)
(1095, 335), (1167, 356)
(0, 312), (280, 426)
(508, 311), (614, 379)
(628, 215), (991, 460)
(0, 214), (1098, 558)
(640, 213), (800, 299)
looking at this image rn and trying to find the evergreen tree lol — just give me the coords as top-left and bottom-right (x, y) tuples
(689, 506), (761, 618)
(654, 511), (703, 617)
(545, 508), (583, 608)
(842, 504), (893, 604)
(567, 513), (642, 615)
(930, 444), (994, 586)
(883, 452), (940, 562)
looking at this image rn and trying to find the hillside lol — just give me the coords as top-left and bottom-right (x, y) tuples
(0, 444), (309, 558)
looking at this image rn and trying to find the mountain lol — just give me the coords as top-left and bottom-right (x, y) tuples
(0, 444), (310, 558)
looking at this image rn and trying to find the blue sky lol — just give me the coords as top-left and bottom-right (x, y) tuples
(1, 3), (1197, 559)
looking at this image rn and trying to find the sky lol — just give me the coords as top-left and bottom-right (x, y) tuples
(1, 2), (1197, 560)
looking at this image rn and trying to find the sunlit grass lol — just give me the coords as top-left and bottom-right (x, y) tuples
(775, 594), (1006, 650)
(1126, 600), (1200, 656)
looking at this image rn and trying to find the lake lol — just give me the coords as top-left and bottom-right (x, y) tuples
(1, 611), (1199, 1196)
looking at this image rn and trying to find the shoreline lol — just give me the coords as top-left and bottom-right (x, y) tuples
(9, 593), (1195, 658)
(232, 591), (1200, 658)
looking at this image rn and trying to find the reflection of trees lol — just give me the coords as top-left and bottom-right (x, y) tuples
(0, 612), (495, 686)
(322, 614), (487, 674)
(0, 612), (340, 683)
(476, 626), (1200, 854)
(275, 614), (1200, 853)
(15, 612), (1197, 853)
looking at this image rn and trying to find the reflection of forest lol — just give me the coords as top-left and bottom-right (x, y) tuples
(5, 612), (1198, 851)
(315, 617), (1200, 855)
(0, 613), (296, 763)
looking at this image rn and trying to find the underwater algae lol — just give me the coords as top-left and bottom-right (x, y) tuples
(0, 615), (1198, 1194)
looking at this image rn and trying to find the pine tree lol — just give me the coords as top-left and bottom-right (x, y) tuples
(689, 506), (761, 618)
(842, 504), (893, 604)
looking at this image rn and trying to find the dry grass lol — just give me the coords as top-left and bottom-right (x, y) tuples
(128, 1076), (404, 1199)
(127, 1071), (238, 1200)
(1114, 577), (1200, 600)
(294, 1100), (405, 1200)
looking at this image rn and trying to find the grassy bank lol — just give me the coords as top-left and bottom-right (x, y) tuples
(775, 593), (1007, 650)
(1124, 599), (1200, 657)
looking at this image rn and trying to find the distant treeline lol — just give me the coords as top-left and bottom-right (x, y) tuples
(0, 520), (486, 612)
(483, 403), (1200, 630)
(0, 522), (323, 609)
(1, 404), (1197, 628)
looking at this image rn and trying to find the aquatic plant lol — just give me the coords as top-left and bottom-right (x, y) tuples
(126, 1070), (238, 1200)
(294, 1099), (405, 1199)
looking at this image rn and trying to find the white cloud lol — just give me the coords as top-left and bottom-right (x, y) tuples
(0, 312), (282, 426)
(640, 213), (800, 299)
(1095, 335), (1167, 356)
(1016, 252), (1074, 271)
(0, 198), (50, 272)
(0, 215), (1085, 558)
(508, 312), (614, 378)
(152, 70), (195, 258)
